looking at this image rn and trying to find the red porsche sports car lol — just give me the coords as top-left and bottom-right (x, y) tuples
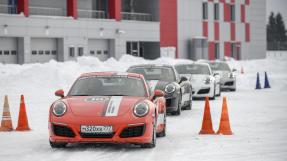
(49, 72), (166, 148)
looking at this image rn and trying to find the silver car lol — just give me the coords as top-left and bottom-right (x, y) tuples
(206, 61), (236, 91)
(175, 63), (220, 100)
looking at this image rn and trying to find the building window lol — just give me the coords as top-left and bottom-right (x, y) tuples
(39, 50), (44, 55)
(78, 47), (84, 56)
(231, 43), (236, 58)
(52, 50), (57, 55)
(45, 50), (50, 55)
(90, 50), (95, 55)
(69, 47), (75, 57)
(32, 50), (37, 55)
(0, 51), (2, 55)
(11, 50), (17, 55)
(215, 43), (220, 59)
(97, 50), (102, 54)
(4, 50), (9, 55)
(202, 2), (208, 20)
(214, 3), (219, 20)
(230, 5), (235, 21)
(103, 50), (109, 55)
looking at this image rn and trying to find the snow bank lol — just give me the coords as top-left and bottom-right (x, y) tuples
(0, 52), (287, 161)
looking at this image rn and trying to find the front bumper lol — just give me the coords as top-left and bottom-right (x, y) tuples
(49, 115), (154, 144)
(192, 83), (214, 98)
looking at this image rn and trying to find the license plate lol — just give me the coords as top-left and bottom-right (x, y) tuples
(81, 125), (113, 133)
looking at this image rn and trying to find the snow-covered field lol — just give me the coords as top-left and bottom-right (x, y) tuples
(0, 52), (287, 161)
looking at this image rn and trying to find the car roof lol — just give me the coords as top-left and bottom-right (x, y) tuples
(80, 72), (144, 79)
(175, 62), (210, 67)
(128, 64), (173, 69)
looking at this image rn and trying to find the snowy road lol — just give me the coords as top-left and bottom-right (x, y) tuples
(0, 53), (287, 161)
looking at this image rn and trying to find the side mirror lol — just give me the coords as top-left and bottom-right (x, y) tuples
(154, 90), (164, 98)
(180, 76), (188, 83)
(55, 89), (64, 98)
(232, 68), (237, 72)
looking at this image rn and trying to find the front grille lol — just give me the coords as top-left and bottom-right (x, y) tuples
(52, 124), (75, 138)
(224, 81), (234, 86)
(80, 132), (115, 138)
(119, 125), (145, 138)
(197, 88), (210, 94)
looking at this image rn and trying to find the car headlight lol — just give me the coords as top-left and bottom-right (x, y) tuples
(52, 101), (67, 117)
(165, 84), (176, 94)
(133, 102), (149, 117)
(203, 77), (211, 84)
(229, 73), (235, 78)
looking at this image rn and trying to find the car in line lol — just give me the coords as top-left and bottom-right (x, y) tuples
(205, 61), (237, 91)
(49, 72), (166, 148)
(127, 64), (192, 115)
(174, 62), (220, 100)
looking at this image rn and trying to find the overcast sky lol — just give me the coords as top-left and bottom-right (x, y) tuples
(266, 0), (287, 23)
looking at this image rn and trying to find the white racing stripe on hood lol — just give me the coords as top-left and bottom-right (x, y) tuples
(105, 96), (123, 116)
(148, 80), (159, 91)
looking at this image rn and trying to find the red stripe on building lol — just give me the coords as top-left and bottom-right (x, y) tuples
(203, 21), (208, 38)
(245, 23), (250, 42)
(230, 0), (235, 4)
(224, 3), (230, 22)
(224, 42), (231, 57)
(208, 42), (215, 60)
(245, 0), (250, 5)
(219, 0), (225, 3)
(214, 22), (219, 41)
(160, 0), (178, 58)
(67, 0), (77, 19)
(109, 0), (121, 21)
(231, 22), (236, 41)
(241, 5), (245, 23)
(17, 0), (29, 17)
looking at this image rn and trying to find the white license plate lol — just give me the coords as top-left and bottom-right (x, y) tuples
(81, 125), (113, 133)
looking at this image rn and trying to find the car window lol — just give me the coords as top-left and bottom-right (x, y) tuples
(175, 64), (211, 75)
(208, 62), (231, 72)
(68, 76), (147, 97)
(128, 67), (176, 82)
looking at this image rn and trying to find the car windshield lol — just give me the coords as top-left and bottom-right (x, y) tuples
(68, 76), (147, 97)
(175, 64), (211, 75)
(128, 67), (176, 82)
(208, 62), (231, 72)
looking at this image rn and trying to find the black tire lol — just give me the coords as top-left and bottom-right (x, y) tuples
(50, 141), (67, 148)
(141, 116), (156, 148)
(172, 97), (181, 116)
(209, 85), (216, 100)
(157, 112), (166, 137)
(216, 85), (221, 96)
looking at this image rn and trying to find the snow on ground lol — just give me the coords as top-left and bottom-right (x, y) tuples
(0, 52), (287, 161)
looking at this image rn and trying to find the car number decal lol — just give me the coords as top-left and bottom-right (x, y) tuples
(105, 96), (123, 116)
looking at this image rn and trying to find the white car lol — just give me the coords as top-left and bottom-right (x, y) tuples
(206, 61), (236, 91)
(174, 63), (220, 100)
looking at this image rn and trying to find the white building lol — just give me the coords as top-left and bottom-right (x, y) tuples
(0, 0), (266, 64)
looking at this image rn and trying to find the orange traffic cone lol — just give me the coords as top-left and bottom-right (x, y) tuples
(241, 66), (244, 74)
(217, 97), (233, 135)
(16, 95), (31, 131)
(199, 97), (215, 134)
(0, 95), (13, 131)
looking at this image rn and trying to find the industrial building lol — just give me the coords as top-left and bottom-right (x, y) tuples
(0, 0), (266, 64)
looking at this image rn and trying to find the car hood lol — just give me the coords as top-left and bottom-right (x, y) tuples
(64, 96), (145, 117)
(214, 70), (231, 78)
(189, 74), (210, 84)
(146, 80), (170, 91)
